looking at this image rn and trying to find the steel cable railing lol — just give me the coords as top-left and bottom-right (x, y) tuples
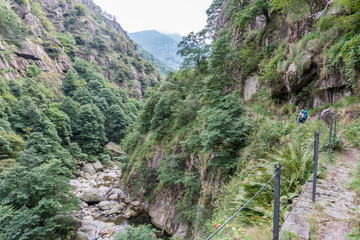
(206, 130), (320, 240)
(206, 173), (277, 240)
(281, 140), (316, 171)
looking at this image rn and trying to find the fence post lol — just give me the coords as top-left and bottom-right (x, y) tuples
(273, 163), (281, 240)
(312, 131), (319, 203)
(329, 117), (333, 156)
(327, 112), (330, 128)
(334, 117), (337, 139)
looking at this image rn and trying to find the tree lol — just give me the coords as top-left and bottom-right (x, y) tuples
(0, 160), (78, 239)
(62, 68), (80, 96)
(205, 0), (225, 39)
(9, 97), (60, 142)
(59, 97), (79, 132)
(73, 4), (88, 16)
(105, 105), (130, 143)
(74, 104), (106, 154)
(47, 106), (72, 145)
(177, 31), (211, 72)
(72, 87), (93, 105)
(87, 79), (104, 95)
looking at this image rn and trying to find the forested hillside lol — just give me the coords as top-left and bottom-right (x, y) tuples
(0, 0), (359, 239)
(0, 0), (160, 238)
(130, 30), (184, 72)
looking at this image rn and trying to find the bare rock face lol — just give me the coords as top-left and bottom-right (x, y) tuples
(243, 74), (260, 101)
(148, 188), (189, 237)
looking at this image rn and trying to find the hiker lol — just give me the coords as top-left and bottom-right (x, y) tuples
(297, 108), (308, 124)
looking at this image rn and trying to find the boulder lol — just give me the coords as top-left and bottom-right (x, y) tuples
(75, 231), (88, 240)
(69, 179), (82, 189)
(98, 201), (111, 210)
(108, 204), (124, 215)
(80, 188), (105, 203)
(104, 142), (124, 157)
(82, 163), (96, 175)
(131, 200), (141, 207)
(92, 161), (103, 171)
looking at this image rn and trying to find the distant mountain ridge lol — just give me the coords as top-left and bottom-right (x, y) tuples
(129, 30), (183, 71)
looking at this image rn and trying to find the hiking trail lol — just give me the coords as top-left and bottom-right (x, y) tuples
(281, 146), (359, 239)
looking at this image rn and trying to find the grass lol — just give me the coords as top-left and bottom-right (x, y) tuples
(308, 216), (320, 240)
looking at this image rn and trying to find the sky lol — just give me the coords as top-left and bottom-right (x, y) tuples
(92, 0), (213, 36)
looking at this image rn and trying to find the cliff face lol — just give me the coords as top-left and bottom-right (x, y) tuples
(215, 0), (357, 107)
(0, 0), (160, 99)
(118, 0), (360, 239)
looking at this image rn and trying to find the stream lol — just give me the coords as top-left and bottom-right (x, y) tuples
(70, 161), (170, 240)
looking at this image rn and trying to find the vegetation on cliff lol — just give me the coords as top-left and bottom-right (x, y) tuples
(0, 0), (359, 239)
(119, 0), (360, 238)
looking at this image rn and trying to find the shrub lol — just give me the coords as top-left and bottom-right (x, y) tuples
(42, 41), (61, 59)
(0, 0), (28, 48)
(114, 224), (158, 240)
(73, 4), (88, 17)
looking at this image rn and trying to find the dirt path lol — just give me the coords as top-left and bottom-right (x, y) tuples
(280, 147), (359, 239)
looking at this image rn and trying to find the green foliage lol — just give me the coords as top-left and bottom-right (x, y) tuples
(74, 104), (106, 154)
(47, 106), (72, 145)
(62, 68), (81, 96)
(271, 0), (306, 13)
(343, 118), (360, 148)
(30, 1), (55, 32)
(9, 96), (60, 141)
(73, 87), (93, 105)
(327, 34), (360, 89)
(0, 127), (24, 160)
(56, 33), (78, 60)
(200, 93), (249, 168)
(177, 31), (210, 72)
(0, 160), (78, 239)
(105, 105), (132, 143)
(26, 63), (43, 78)
(114, 224), (158, 240)
(73, 4), (88, 17)
(207, 28), (238, 90)
(0, 0), (28, 48)
(233, 0), (270, 30)
(42, 41), (61, 59)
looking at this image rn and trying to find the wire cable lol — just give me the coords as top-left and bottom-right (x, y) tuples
(206, 173), (277, 240)
(281, 140), (315, 171)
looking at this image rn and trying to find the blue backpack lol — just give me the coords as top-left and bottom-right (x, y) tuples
(302, 110), (308, 119)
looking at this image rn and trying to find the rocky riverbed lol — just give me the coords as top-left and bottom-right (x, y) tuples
(70, 161), (144, 240)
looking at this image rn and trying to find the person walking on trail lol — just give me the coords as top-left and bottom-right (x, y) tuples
(297, 108), (308, 124)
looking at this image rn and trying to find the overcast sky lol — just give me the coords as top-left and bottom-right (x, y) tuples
(92, 0), (213, 36)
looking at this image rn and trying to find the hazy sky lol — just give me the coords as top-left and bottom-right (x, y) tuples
(92, 0), (213, 36)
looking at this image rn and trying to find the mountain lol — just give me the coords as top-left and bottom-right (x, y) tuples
(0, 0), (162, 238)
(129, 30), (183, 71)
(166, 33), (183, 43)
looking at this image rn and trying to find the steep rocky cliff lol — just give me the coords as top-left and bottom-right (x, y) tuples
(118, 0), (360, 239)
(0, 0), (160, 99)
(215, 0), (358, 107)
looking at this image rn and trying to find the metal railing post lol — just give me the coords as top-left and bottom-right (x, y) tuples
(312, 131), (319, 202)
(334, 117), (337, 139)
(327, 112), (330, 128)
(329, 117), (333, 156)
(273, 163), (281, 240)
